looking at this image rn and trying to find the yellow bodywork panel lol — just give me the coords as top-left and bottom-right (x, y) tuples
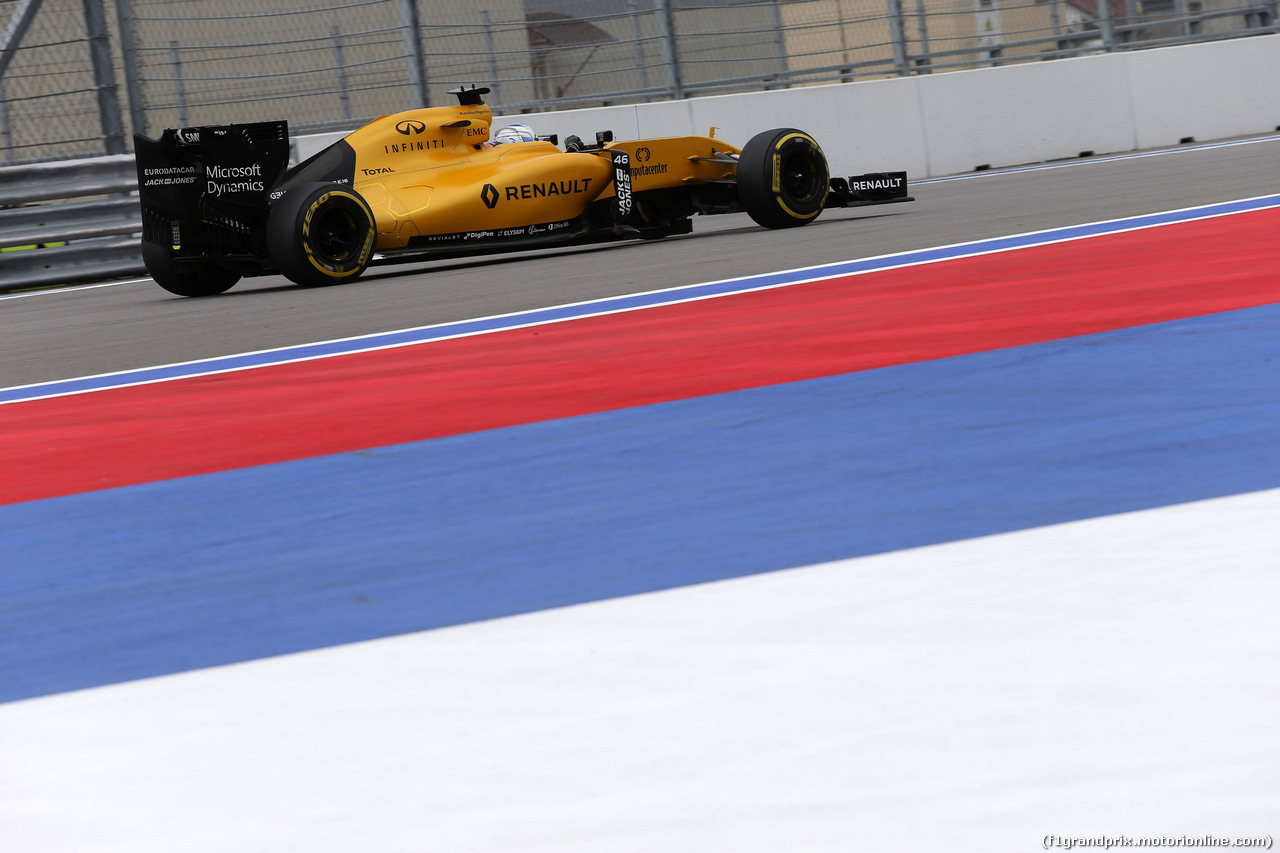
(340, 100), (740, 250)
(604, 137), (740, 195)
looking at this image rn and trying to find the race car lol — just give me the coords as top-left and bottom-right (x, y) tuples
(134, 85), (913, 297)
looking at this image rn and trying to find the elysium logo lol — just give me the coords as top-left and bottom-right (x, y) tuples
(480, 183), (499, 209)
(396, 120), (426, 135)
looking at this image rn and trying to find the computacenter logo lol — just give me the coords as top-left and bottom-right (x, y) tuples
(396, 120), (426, 135)
(632, 146), (667, 177)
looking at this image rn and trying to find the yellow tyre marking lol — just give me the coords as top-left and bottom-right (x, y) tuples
(302, 190), (375, 278)
(771, 133), (826, 221)
(776, 198), (822, 220)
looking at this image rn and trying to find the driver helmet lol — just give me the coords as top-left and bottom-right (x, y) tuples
(491, 123), (536, 145)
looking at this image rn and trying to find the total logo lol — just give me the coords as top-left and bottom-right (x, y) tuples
(396, 120), (426, 135)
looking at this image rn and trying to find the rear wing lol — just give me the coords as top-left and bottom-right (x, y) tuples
(135, 121), (290, 259)
(826, 171), (914, 209)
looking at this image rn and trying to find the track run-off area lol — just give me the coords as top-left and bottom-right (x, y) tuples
(2, 137), (1278, 851)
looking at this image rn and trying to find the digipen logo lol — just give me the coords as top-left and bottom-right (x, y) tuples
(480, 183), (499, 209)
(396, 120), (426, 136)
(635, 147), (651, 163)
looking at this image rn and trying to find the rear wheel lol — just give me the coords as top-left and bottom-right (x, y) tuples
(266, 183), (376, 287)
(142, 241), (241, 297)
(736, 128), (829, 229)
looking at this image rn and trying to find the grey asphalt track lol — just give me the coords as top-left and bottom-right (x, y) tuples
(3, 135), (1278, 389)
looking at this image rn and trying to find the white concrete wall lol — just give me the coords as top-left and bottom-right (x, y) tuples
(911, 53), (1139, 175)
(1126, 35), (1280, 150)
(487, 80), (934, 179)
(299, 35), (1280, 179)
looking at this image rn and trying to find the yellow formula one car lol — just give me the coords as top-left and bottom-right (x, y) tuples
(135, 86), (912, 296)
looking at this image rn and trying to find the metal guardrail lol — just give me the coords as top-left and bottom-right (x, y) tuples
(0, 154), (145, 292)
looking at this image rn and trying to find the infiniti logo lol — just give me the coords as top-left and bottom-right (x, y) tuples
(396, 120), (426, 135)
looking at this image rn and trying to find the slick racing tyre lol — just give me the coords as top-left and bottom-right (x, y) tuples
(736, 128), (829, 229)
(142, 241), (241, 297)
(267, 182), (376, 287)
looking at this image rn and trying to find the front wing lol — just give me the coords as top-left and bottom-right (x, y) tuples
(826, 171), (914, 209)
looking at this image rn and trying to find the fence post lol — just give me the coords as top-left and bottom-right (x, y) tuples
(1098, 0), (1117, 49)
(627, 0), (650, 92)
(332, 26), (351, 121)
(886, 0), (910, 76)
(654, 0), (683, 99)
(398, 0), (429, 108)
(0, 78), (12, 161)
(82, 0), (126, 154)
(115, 0), (147, 139)
(1048, 0), (1065, 52)
(480, 10), (502, 106)
(913, 0), (932, 72)
(169, 42), (188, 126)
(770, 0), (789, 88)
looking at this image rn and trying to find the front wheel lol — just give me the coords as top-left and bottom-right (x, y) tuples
(142, 241), (241, 297)
(266, 183), (376, 287)
(736, 128), (829, 229)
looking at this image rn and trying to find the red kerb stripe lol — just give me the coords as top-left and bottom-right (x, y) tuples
(3, 207), (1277, 505)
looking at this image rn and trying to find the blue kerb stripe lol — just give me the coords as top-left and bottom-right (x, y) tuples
(4, 304), (1279, 702)
(4, 193), (1278, 406)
